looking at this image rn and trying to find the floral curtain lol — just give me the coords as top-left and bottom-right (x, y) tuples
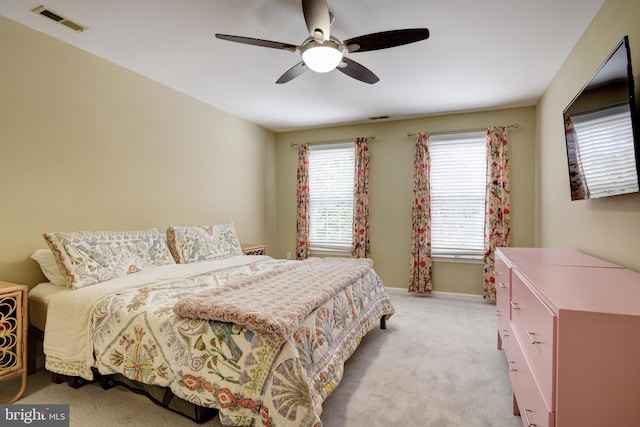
(296, 143), (310, 260)
(564, 114), (589, 199)
(409, 132), (433, 294)
(483, 126), (511, 300)
(352, 137), (370, 258)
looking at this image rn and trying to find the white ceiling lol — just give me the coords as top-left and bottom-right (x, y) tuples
(1, 0), (605, 132)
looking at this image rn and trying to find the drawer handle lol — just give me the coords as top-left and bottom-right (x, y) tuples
(510, 301), (520, 310)
(526, 331), (540, 345)
(522, 407), (537, 427)
(502, 329), (509, 337)
(508, 360), (517, 372)
(499, 282), (507, 289)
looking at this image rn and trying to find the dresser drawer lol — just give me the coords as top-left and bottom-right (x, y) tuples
(495, 255), (511, 348)
(500, 323), (513, 360)
(511, 270), (556, 411)
(508, 332), (555, 427)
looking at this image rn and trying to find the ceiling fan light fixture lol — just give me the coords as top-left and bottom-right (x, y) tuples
(300, 37), (344, 73)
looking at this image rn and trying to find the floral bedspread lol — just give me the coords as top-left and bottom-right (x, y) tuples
(44, 256), (395, 427)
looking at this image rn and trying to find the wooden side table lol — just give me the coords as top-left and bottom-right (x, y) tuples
(241, 244), (266, 256)
(0, 281), (28, 403)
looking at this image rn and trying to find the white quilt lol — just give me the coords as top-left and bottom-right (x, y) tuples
(42, 255), (395, 427)
(44, 255), (274, 379)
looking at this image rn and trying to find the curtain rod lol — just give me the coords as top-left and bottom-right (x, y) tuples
(406, 123), (519, 138)
(290, 135), (375, 147)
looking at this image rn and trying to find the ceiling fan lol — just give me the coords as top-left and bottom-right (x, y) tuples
(215, 0), (430, 84)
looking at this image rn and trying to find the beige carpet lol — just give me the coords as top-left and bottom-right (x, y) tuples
(4, 289), (522, 427)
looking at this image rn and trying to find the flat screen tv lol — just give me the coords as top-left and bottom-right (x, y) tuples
(563, 35), (640, 200)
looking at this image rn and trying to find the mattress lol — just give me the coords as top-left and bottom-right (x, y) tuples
(28, 282), (68, 331)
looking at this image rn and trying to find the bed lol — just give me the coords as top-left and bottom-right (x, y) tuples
(28, 225), (395, 427)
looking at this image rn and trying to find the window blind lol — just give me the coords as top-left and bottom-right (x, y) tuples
(309, 142), (355, 254)
(429, 132), (486, 259)
(571, 105), (639, 197)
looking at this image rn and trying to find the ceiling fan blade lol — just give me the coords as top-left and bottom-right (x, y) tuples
(215, 34), (298, 52)
(336, 57), (380, 84)
(276, 62), (308, 84)
(302, 0), (331, 40)
(344, 28), (430, 53)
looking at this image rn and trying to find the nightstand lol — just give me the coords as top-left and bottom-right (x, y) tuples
(0, 281), (28, 403)
(241, 244), (266, 256)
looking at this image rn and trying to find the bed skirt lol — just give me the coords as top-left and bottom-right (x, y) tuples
(51, 369), (218, 423)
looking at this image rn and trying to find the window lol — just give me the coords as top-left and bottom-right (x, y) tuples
(571, 105), (639, 198)
(308, 142), (355, 255)
(429, 132), (486, 260)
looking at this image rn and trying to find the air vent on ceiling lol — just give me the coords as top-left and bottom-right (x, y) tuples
(31, 5), (87, 32)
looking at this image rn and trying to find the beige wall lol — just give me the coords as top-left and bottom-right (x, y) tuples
(535, 0), (640, 270)
(13, 0), (634, 295)
(275, 107), (536, 292)
(0, 17), (277, 287)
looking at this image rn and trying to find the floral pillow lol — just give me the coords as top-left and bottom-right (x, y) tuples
(167, 222), (243, 264)
(43, 229), (175, 289)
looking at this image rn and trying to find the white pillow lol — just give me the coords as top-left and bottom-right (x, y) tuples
(31, 248), (67, 287)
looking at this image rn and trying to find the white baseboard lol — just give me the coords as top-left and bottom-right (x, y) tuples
(385, 286), (484, 301)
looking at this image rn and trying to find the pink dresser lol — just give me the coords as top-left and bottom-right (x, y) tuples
(496, 247), (640, 427)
